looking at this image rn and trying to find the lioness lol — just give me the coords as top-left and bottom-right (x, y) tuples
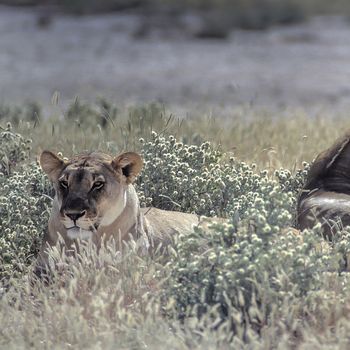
(36, 150), (207, 273)
(297, 133), (350, 238)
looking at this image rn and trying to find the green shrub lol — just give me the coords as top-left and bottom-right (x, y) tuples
(60, 0), (142, 13)
(135, 132), (334, 330)
(0, 124), (51, 280)
(0, 102), (41, 125)
(64, 99), (170, 135)
(0, 123), (32, 175)
(138, 132), (301, 220)
(162, 219), (331, 325)
(138, 134), (328, 328)
(137, 133), (223, 214)
(0, 163), (52, 280)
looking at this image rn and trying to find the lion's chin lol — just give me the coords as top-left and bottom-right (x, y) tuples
(66, 227), (93, 240)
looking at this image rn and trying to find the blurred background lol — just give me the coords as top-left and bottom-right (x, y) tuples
(1, 0), (350, 115)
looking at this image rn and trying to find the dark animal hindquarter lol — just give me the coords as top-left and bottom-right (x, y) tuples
(298, 190), (350, 239)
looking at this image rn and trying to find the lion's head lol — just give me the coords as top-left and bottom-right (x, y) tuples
(40, 150), (143, 240)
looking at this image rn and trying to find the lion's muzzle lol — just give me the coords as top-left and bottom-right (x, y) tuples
(61, 208), (98, 234)
(64, 210), (87, 223)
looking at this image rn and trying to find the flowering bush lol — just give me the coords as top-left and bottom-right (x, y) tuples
(136, 133), (329, 323)
(0, 163), (52, 280)
(0, 123), (52, 279)
(137, 132), (296, 221)
(0, 123), (32, 175)
(162, 219), (331, 324)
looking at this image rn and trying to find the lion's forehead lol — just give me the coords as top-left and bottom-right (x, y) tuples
(65, 163), (102, 173)
(58, 164), (109, 184)
(63, 167), (105, 180)
(69, 152), (113, 164)
(58, 153), (114, 179)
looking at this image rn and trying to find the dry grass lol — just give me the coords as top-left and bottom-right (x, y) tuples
(14, 104), (350, 170)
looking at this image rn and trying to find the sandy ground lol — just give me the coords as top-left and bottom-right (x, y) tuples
(1, 6), (350, 115)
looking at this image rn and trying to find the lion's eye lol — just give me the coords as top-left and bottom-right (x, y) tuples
(59, 180), (68, 189)
(93, 181), (104, 190)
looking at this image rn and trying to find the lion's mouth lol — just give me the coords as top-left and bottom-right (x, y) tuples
(66, 226), (95, 240)
(62, 217), (99, 234)
(66, 222), (99, 230)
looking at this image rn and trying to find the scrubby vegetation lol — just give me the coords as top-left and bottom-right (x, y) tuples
(1, 100), (350, 348)
(3, 0), (350, 32)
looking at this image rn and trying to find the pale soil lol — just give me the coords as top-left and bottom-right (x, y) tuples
(1, 6), (350, 115)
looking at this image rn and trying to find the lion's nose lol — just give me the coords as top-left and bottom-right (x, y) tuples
(65, 210), (86, 222)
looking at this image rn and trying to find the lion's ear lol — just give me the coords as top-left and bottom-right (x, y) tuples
(40, 151), (65, 180)
(111, 152), (143, 184)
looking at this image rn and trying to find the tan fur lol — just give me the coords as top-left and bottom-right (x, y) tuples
(297, 132), (350, 239)
(36, 150), (221, 273)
